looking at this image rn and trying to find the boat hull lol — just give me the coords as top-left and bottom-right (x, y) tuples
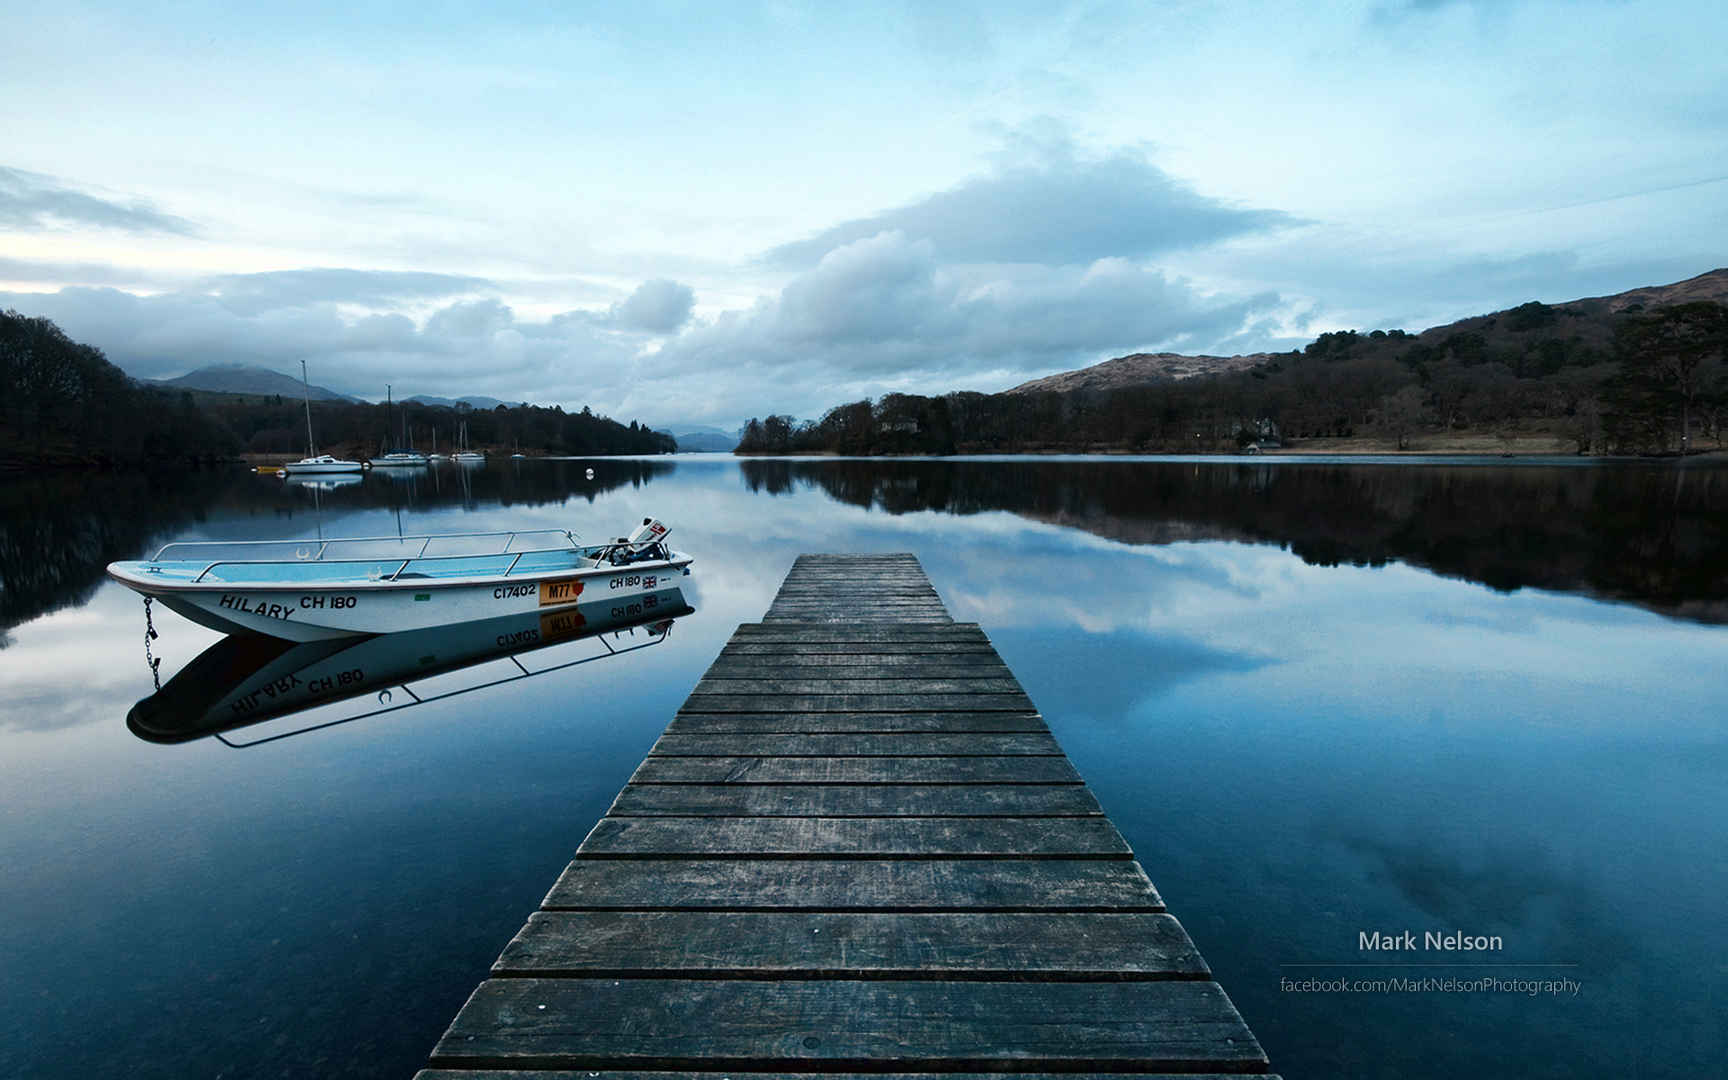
(110, 559), (692, 642)
(282, 461), (364, 474)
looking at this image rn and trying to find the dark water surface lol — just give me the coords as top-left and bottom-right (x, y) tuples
(1, 456), (1724, 1078)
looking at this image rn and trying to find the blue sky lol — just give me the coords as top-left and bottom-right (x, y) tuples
(3, 0), (1724, 427)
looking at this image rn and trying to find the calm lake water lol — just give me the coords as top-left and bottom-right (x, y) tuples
(2, 455), (1724, 1078)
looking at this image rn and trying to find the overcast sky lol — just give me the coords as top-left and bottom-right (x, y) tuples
(3, 0), (1724, 429)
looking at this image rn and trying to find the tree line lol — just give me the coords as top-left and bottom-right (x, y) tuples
(0, 310), (675, 466)
(736, 300), (1728, 456)
(1, 310), (240, 465)
(210, 395), (674, 458)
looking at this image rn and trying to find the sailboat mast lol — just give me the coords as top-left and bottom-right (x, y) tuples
(300, 359), (317, 456)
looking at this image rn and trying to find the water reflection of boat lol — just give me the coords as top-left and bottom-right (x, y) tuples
(282, 473), (364, 491)
(128, 587), (693, 745)
(371, 464), (429, 485)
(106, 518), (691, 642)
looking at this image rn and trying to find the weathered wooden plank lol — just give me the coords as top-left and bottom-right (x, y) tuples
(649, 733), (1061, 756)
(761, 586), (938, 593)
(678, 693), (1037, 712)
(630, 756), (1083, 784)
(775, 573), (933, 580)
(771, 591), (939, 597)
(771, 595), (939, 601)
(541, 857), (1164, 911)
(608, 783), (1100, 817)
(775, 583), (937, 589)
(494, 911), (1206, 979)
(769, 595), (941, 603)
(702, 666), (1017, 682)
(692, 677), (1026, 697)
(729, 624), (986, 640)
(767, 593), (944, 601)
(666, 711), (1047, 733)
(721, 642), (999, 656)
(428, 978), (1269, 1071)
(709, 653), (1011, 669)
(728, 636), (989, 646)
(419, 1072), (1282, 1080)
(763, 616), (956, 624)
(575, 816), (1131, 858)
(763, 608), (948, 616)
(766, 604), (945, 611)
(772, 584), (940, 592)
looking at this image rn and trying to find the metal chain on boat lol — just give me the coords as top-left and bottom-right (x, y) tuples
(143, 596), (162, 691)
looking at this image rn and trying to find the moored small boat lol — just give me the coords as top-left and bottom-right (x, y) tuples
(283, 361), (362, 473)
(370, 386), (428, 466)
(107, 518), (690, 642)
(283, 453), (364, 474)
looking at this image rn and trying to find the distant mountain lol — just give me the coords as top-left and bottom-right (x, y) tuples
(403, 393), (520, 410)
(673, 432), (739, 452)
(1004, 352), (1273, 395)
(656, 424), (740, 452)
(151, 364), (356, 401)
(1002, 268), (1728, 396)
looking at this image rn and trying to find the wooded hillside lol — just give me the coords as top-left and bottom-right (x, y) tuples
(0, 310), (675, 466)
(737, 280), (1728, 456)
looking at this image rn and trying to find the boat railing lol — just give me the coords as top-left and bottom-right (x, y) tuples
(149, 527), (582, 564)
(169, 536), (677, 584)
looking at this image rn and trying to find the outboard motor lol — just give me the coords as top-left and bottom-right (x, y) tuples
(627, 518), (669, 546)
(610, 518), (670, 565)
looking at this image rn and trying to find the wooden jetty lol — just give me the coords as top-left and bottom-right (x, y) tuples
(420, 553), (1274, 1078)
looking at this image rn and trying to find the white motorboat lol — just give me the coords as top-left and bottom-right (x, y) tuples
(282, 361), (362, 475)
(107, 518), (690, 642)
(283, 453), (364, 475)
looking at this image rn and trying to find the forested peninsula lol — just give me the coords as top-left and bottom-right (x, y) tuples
(0, 310), (674, 468)
(737, 273), (1728, 457)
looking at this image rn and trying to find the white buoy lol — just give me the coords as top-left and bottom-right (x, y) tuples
(585, 467), (595, 479)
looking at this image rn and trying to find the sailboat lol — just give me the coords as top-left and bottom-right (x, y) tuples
(282, 361), (363, 475)
(428, 428), (449, 463)
(370, 384), (429, 467)
(454, 419), (485, 463)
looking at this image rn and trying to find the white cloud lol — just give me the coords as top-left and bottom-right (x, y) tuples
(766, 122), (1295, 267)
(647, 230), (1280, 417)
(0, 165), (194, 235)
(605, 278), (695, 333)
